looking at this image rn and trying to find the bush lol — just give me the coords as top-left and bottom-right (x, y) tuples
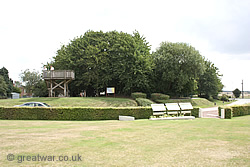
(135, 98), (154, 106)
(219, 94), (229, 102)
(0, 107), (153, 121)
(131, 92), (147, 99)
(208, 96), (214, 102)
(151, 93), (170, 102)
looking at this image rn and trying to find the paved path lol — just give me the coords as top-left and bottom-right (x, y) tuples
(226, 99), (250, 106)
(199, 99), (250, 118)
(200, 107), (219, 118)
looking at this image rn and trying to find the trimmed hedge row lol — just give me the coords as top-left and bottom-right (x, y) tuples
(0, 106), (201, 120)
(218, 106), (250, 119)
(232, 106), (250, 117)
(0, 107), (152, 121)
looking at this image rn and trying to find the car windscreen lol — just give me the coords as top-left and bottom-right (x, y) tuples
(43, 103), (50, 107)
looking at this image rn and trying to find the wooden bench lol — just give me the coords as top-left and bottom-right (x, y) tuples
(151, 104), (166, 117)
(179, 102), (193, 116)
(165, 103), (180, 116)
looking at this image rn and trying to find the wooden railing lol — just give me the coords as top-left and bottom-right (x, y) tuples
(42, 70), (75, 80)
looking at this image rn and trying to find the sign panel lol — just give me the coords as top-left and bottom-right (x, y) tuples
(107, 87), (115, 94)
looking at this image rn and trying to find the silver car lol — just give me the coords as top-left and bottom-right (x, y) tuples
(14, 102), (51, 107)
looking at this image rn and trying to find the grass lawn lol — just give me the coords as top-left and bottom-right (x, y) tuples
(0, 97), (138, 107)
(0, 97), (236, 108)
(0, 116), (249, 167)
(192, 98), (233, 108)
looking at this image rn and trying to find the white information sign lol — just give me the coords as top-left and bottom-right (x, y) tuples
(107, 87), (115, 94)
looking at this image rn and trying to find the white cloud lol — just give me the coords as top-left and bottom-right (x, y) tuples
(0, 0), (250, 91)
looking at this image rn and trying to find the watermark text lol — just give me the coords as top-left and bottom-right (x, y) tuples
(7, 153), (82, 163)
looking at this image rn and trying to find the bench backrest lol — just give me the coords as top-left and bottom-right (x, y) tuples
(179, 102), (193, 110)
(165, 103), (180, 111)
(151, 104), (166, 112)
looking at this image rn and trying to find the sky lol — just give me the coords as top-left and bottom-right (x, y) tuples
(0, 0), (250, 91)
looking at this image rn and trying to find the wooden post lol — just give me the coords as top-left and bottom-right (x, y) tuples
(64, 80), (66, 97)
(50, 81), (53, 97)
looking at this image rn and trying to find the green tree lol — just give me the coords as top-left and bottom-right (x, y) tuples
(33, 80), (48, 97)
(13, 86), (21, 93)
(197, 60), (224, 99)
(0, 67), (14, 96)
(20, 69), (48, 97)
(232, 88), (241, 98)
(0, 75), (8, 98)
(20, 69), (41, 94)
(152, 42), (205, 97)
(53, 30), (152, 96)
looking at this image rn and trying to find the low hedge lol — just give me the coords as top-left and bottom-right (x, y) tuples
(231, 106), (250, 117)
(191, 108), (200, 118)
(151, 93), (170, 102)
(218, 107), (233, 119)
(131, 92), (147, 99)
(0, 107), (152, 121)
(135, 98), (154, 106)
(219, 106), (250, 119)
(0, 106), (201, 120)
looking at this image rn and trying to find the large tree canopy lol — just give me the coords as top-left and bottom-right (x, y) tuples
(50, 31), (224, 98)
(53, 30), (153, 96)
(152, 42), (205, 97)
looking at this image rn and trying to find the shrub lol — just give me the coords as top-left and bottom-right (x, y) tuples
(151, 93), (170, 102)
(131, 92), (147, 99)
(135, 98), (154, 106)
(219, 94), (229, 102)
(208, 96), (214, 102)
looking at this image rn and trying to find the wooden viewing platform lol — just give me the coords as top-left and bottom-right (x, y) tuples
(42, 70), (75, 97)
(42, 70), (75, 80)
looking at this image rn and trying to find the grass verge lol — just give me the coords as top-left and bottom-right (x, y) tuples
(0, 116), (249, 167)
